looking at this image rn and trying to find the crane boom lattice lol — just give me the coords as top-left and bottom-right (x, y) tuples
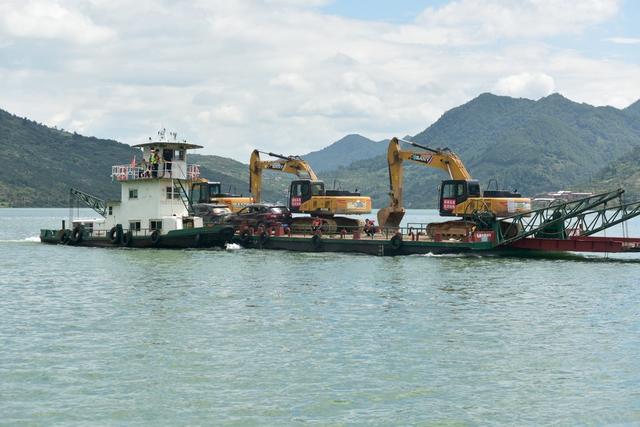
(497, 189), (625, 246)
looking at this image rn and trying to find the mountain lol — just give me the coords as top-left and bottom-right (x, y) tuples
(0, 110), (137, 207)
(625, 99), (640, 118)
(578, 145), (640, 201)
(320, 93), (640, 208)
(302, 134), (385, 172)
(3, 91), (640, 209)
(0, 109), (268, 207)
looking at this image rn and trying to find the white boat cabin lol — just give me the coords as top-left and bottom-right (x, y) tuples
(83, 132), (205, 237)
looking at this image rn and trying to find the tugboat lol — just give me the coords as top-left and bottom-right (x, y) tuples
(40, 129), (235, 248)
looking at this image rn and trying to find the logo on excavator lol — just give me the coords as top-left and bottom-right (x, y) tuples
(347, 200), (366, 209)
(410, 153), (433, 164)
(268, 163), (285, 170)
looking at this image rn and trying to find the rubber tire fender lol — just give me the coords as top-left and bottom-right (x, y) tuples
(58, 229), (69, 244)
(109, 227), (120, 244)
(150, 230), (161, 246)
(121, 230), (133, 247)
(390, 234), (403, 250)
(70, 227), (83, 244)
(220, 227), (235, 244)
(311, 234), (322, 250)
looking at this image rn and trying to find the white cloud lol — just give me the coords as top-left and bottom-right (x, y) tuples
(197, 105), (245, 126)
(415, 0), (620, 43)
(494, 72), (556, 98)
(0, 0), (638, 160)
(0, 1), (114, 44)
(269, 73), (311, 91)
(607, 37), (640, 45)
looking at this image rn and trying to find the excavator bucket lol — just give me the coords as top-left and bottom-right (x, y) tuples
(377, 207), (405, 229)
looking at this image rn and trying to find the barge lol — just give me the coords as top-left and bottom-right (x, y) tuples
(233, 189), (640, 256)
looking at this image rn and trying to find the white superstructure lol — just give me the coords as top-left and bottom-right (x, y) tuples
(75, 130), (204, 237)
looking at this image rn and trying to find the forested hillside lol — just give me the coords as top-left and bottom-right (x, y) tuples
(0, 110), (273, 206)
(302, 134), (385, 172)
(2, 91), (639, 208)
(320, 93), (640, 207)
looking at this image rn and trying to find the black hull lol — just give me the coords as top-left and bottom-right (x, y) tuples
(235, 235), (493, 256)
(40, 226), (234, 249)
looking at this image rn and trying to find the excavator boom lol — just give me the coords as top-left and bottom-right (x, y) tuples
(378, 137), (530, 229)
(379, 137), (472, 228)
(249, 149), (371, 219)
(250, 150), (318, 202)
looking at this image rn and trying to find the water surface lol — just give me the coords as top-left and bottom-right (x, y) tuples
(1, 209), (639, 425)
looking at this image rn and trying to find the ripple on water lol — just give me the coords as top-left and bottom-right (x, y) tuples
(1, 208), (639, 425)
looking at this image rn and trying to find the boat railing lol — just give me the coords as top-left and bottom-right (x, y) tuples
(238, 221), (474, 242)
(111, 163), (200, 181)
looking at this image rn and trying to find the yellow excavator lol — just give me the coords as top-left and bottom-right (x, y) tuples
(250, 150), (372, 231)
(190, 179), (253, 213)
(377, 137), (531, 231)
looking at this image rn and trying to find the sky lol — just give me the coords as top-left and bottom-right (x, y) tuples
(1, 0), (639, 161)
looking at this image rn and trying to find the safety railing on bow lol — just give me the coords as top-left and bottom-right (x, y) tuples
(111, 163), (200, 181)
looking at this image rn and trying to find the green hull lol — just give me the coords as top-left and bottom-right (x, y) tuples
(40, 225), (235, 249)
(235, 234), (494, 256)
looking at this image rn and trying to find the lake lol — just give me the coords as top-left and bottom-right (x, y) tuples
(1, 208), (639, 425)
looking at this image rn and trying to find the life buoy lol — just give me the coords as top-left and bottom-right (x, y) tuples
(390, 234), (403, 250)
(109, 227), (120, 244)
(121, 230), (133, 247)
(70, 227), (83, 244)
(311, 234), (322, 250)
(150, 230), (161, 246)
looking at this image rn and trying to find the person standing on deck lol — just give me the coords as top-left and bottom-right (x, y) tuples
(150, 150), (159, 178)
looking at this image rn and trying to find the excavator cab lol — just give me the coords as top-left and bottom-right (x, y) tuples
(439, 179), (481, 216)
(191, 181), (222, 203)
(289, 180), (325, 213)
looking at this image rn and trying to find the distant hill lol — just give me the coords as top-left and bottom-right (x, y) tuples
(321, 93), (640, 208)
(301, 134), (385, 172)
(0, 109), (269, 207)
(577, 146), (640, 201)
(3, 91), (640, 209)
(625, 99), (640, 118)
(0, 109), (137, 207)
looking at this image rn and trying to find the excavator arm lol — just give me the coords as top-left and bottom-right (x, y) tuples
(378, 137), (472, 228)
(249, 150), (318, 202)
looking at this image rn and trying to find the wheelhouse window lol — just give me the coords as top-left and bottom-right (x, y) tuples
(129, 189), (138, 199)
(129, 221), (141, 231)
(166, 186), (180, 199)
(150, 220), (162, 231)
